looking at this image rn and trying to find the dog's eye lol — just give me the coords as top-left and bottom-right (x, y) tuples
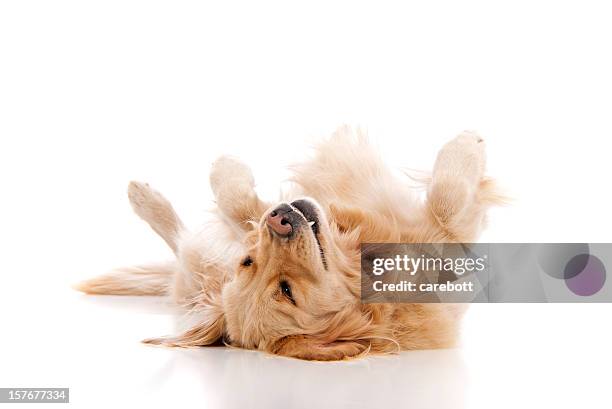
(280, 280), (295, 305)
(241, 256), (253, 267)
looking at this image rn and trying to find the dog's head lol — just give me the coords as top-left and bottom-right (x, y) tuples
(220, 198), (379, 360)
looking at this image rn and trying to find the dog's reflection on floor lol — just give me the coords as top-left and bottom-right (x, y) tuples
(79, 294), (466, 408)
(147, 346), (467, 409)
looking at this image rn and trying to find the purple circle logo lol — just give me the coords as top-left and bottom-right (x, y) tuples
(564, 254), (606, 296)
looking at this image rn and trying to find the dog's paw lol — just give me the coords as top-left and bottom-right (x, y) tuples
(435, 131), (487, 184)
(127, 181), (171, 219)
(453, 130), (484, 145)
(210, 155), (255, 197)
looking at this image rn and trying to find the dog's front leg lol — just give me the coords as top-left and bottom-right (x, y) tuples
(426, 131), (497, 242)
(209, 156), (269, 227)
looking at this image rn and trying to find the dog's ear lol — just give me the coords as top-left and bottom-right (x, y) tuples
(270, 335), (369, 361)
(142, 313), (224, 348)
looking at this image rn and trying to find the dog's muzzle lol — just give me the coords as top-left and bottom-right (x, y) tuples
(266, 200), (320, 238)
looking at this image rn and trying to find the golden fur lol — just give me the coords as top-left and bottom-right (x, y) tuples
(76, 127), (503, 360)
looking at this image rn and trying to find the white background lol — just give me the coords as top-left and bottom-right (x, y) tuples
(1, 1), (612, 408)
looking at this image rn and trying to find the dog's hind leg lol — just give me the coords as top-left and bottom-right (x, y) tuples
(209, 156), (269, 228)
(75, 182), (185, 295)
(127, 181), (186, 254)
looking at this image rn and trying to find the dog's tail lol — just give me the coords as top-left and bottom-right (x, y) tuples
(74, 181), (185, 296)
(74, 262), (175, 295)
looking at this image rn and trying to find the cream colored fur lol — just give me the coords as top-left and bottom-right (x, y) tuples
(76, 126), (503, 360)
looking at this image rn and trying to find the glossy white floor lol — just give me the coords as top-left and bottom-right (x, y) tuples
(2, 276), (612, 408)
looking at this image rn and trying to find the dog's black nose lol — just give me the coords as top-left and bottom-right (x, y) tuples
(267, 204), (294, 236)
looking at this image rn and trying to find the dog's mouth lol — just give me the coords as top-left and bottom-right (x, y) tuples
(290, 199), (327, 269)
(290, 199), (320, 235)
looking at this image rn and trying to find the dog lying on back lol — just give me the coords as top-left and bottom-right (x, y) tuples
(77, 126), (502, 360)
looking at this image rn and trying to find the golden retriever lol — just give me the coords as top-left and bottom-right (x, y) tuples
(76, 126), (502, 360)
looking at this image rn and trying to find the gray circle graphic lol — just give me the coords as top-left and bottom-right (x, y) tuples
(537, 243), (590, 279)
